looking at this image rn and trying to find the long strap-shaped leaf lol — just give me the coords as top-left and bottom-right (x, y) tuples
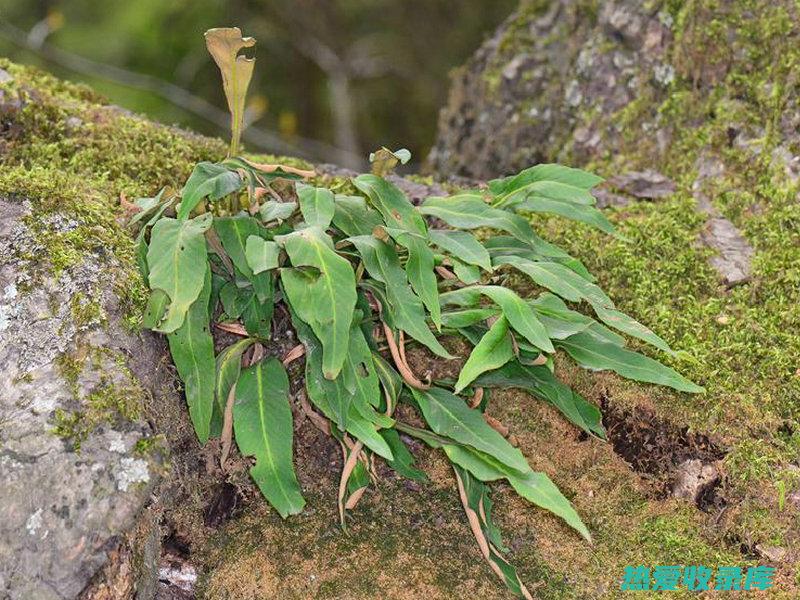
(419, 193), (536, 243)
(453, 465), (533, 599)
(397, 420), (591, 541)
(557, 332), (703, 393)
(440, 285), (554, 353)
(167, 265), (215, 443)
(411, 386), (529, 473)
(475, 361), (606, 438)
(234, 357), (305, 518)
(353, 175), (442, 327)
(349, 235), (452, 358)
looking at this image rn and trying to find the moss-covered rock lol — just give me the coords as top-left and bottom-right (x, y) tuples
(428, 0), (800, 595)
(0, 59), (217, 599)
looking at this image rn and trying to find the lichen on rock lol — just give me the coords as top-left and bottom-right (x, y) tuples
(0, 60), (199, 599)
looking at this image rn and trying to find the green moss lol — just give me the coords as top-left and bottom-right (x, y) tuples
(51, 380), (144, 451)
(70, 292), (106, 328)
(55, 351), (84, 398)
(133, 434), (165, 457)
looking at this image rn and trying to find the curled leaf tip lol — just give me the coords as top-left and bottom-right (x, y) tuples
(205, 27), (257, 157)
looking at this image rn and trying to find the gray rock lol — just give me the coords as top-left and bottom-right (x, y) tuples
(671, 459), (719, 504)
(755, 544), (787, 563)
(0, 69), (12, 84)
(428, 0), (673, 178)
(608, 170), (676, 199)
(692, 154), (755, 286)
(701, 217), (754, 287)
(593, 187), (631, 208)
(0, 198), (161, 599)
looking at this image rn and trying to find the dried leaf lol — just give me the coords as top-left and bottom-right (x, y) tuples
(205, 27), (256, 156)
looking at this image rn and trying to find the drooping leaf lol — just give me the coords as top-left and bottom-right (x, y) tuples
(167, 265), (215, 443)
(507, 469), (591, 541)
(332, 195), (384, 237)
(453, 465), (532, 599)
(297, 182), (335, 229)
(443, 445), (590, 541)
(234, 357), (305, 517)
(147, 214), (212, 333)
(381, 429), (427, 481)
(403, 422), (590, 542)
(590, 304), (673, 354)
(215, 337), (256, 419)
(419, 193), (536, 244)
(205, 27), (256, 156)
(411, 386), (529, 473)
(259, 200), (297, 223)
(245, 236), (280, 274)
(177, 162), (242, 220)
(582, 321), (627, 347)
(528, 293), (594, 340)
(429, 229), (492, 271)
(484, 235), (595, 281)
(455, 316), (514, 393)
(558, 332), (704, 393)
(490, 164), (603, 204)
(349, 235), (453, 358)
(494, 255), (611, 307)
(475, 361), (605, 438)
(514, 197), (616, 235)
(279, 227), (357, 379)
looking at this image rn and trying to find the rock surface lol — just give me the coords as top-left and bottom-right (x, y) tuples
(425, 0), (798, 286)
(0, 196), (161, 599)
(427, 0), (675, 178)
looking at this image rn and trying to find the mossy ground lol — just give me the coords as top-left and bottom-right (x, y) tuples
(1, 53), (797, 598)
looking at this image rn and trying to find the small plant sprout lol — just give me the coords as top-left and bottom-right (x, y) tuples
(130, 28), (702, 598)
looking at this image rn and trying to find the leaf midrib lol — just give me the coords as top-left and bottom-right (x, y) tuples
(255, 364), (294, 508)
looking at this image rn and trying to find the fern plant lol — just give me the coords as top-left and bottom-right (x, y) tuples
(132, 28), (701, 598)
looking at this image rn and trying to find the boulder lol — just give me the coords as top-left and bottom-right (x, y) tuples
(0, 59), (219, 599)
(426, 0), (800, 285)
(0, 199), (161, 599)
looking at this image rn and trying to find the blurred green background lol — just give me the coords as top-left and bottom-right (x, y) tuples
(0, 0), (515, 169)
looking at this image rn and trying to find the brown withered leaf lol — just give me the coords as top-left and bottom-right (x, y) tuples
(205, 28), (256, 155)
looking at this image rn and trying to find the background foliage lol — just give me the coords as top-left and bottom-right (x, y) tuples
(0, 0), (515, 168)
